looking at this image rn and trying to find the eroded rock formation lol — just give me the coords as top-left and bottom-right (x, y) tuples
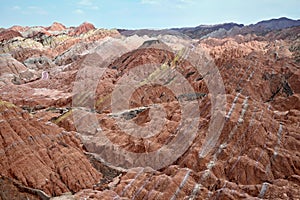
(0, 20), (299, 199)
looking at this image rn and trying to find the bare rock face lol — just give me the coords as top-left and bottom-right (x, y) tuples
(0, 100), (101, 197)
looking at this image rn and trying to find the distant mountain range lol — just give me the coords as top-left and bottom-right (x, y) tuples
(1, 17), (299, 42)
(118, 17), (300, 39)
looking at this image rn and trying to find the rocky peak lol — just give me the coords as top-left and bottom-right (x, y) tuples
(70, 22), (96, 36)
(47, 22), (66, 31)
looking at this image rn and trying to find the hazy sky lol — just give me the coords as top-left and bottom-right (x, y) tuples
(1, 0), (299, 29)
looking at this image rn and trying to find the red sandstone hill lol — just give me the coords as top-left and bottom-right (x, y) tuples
(0, 29), (22, 42)
(47, 22), (66, 32)
(0, 100), (101, 196)
(69, 22), (96, 36)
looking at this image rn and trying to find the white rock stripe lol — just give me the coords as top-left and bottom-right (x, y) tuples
(247, 70), (254, 81)
(131, 172), (155, 200)
(255, 103), (271, 172)
(226, 92), (241, 120)
(189, 64), (255, 198)
(207, 191), (213, 199)
(120, 168), (145, 197)
(274, 122), (283, 157)
(257, 107), (264, 122)
(249, 113), (283, 189)
(252, 107), (269, 171)
(258, 182), (269, 198)
(236, 65), (251, 86)
(226, 97), (251, 146)
(231, 104), (257, 151)
(267, 103), (271, 111)
(263, 126), (281, 178)
(228, 156), (241, 174)
(170, 169), (191, 200)
(194, 65), (251, 196)
(144, 176), (163, 200)
(190, 43), (196, 51)
(237, 97), (249, 123)
(188, 183), (202, 200)
(227, 107), (264, 182)
(113, 195), (121, 200)
(228, 110), (263, 185)
(264, 100), (283, 173)
(236, 66), (255, 96)
(194, 96), (256, 198)
(192, 96), (249, 198)
(182, 47), (191, 60)
(255, 144), (267, 168)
